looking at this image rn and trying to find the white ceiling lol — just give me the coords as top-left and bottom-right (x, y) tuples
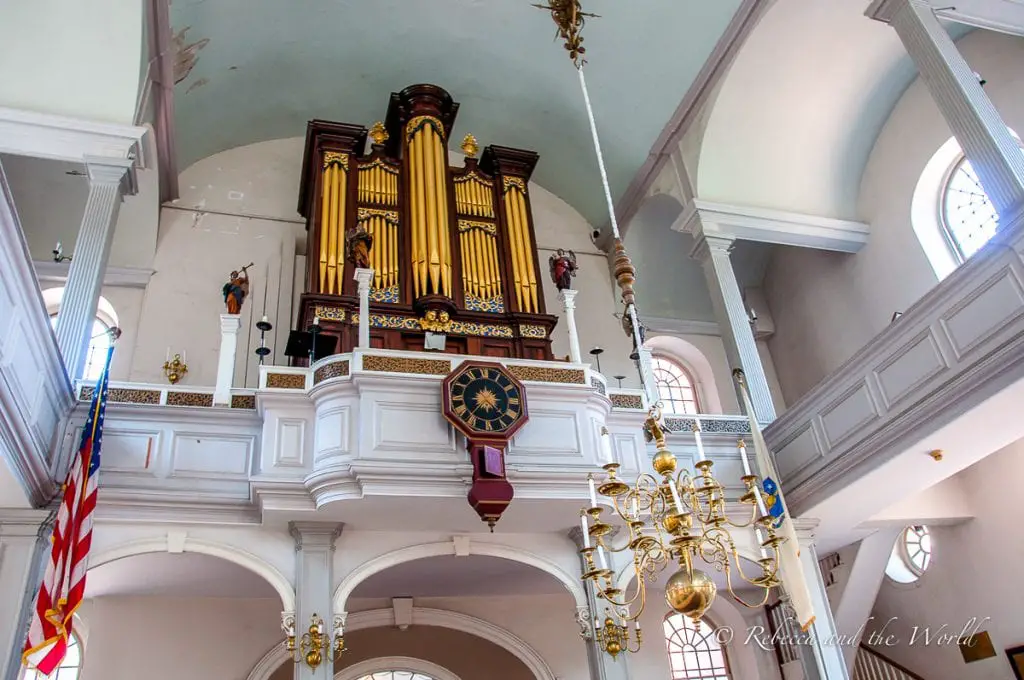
(168, 0), (745, 226)
(85, 552), (279, 599)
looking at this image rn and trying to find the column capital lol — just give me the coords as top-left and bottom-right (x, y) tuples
(793, 517), (821, 543)
(219, 313), (242, 333)
(289, 521), (344, 551)
(568, 525), (586, 550)
(866, 0), (929, 23)
(558, 287), (578, 309)
(84, 156), (137, 196)
(689, 232), (735, 261)
(353, 267), (374, 286)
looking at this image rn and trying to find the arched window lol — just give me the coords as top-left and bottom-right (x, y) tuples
(941, 156), (999, 261)
(664, 613), (731, 680)
(42, 287), (119, 382)
(20, 633), (82, 680)
(884, 525), (933, 585)
(652, 356), (700, 415)
(354, 674), (436, 680)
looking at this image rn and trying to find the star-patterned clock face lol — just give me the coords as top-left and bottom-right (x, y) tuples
(443, 363), (527, 437)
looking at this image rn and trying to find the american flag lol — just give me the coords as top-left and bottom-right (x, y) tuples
(22, 346), (113, 675)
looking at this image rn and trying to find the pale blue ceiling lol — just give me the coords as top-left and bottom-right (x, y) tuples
(169, 0), (744, 226)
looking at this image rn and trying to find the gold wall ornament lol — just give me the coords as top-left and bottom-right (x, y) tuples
(283, 613), (345, 671)
(593, 610), (642, 660)
(461, 133), (479, 158)
(358, 160), (399, 207)
(369, 121), (389, 145)
(418, 310), (452, 333)
(577, 408), (784, 656)
(163, 353), (188, 384)
(532, 0), (599, 67)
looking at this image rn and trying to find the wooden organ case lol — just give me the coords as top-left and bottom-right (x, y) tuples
(295, 84), (558, 360)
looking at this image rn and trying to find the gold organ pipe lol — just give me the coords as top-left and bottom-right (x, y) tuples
(467, 230), (478, 298)
(488, 231), (501, 291)
(335, 167), (348, 295)
(485, 231), (497, 299)
(475, 229), (488, 298)
(390, 219), (397, 289)
(433, 127), (452, 296)
(475, 181), (485, 217)
(373, 217), (382, 288)
(515, 191), (539, 312)
(326, 166), (339, 295)
(460, 232), (471, 297)
(409, 134), (424, 297)
(504, 195), (525, 310)
(422, 127), (440, 294)
(319, 166), (330, 293)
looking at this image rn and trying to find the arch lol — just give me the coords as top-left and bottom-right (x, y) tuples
(643, 335), (723, 413)
(333, 542), (586, 612)
(88, 536), (294, 610)
(42, 286), (120, 329)
(246, 608), (556, 680)
(335, 656), (461, 680)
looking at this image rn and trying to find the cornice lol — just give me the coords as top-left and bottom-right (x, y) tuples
(677, 199), (870, 253)
(615, 0), (772, 231)
(643, 316), (721, 336)
(34, 260), (155, 289)
(0, 106), (147, 167)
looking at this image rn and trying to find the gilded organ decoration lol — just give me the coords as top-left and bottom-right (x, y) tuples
(296, 84), (557, 360)
(319, 152), (349, 295)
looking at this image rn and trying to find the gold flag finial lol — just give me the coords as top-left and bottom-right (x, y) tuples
(461, 133), (479, 158)
(369, 121), (388, 145)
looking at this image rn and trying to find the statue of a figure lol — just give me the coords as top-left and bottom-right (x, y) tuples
(345, 223), (374, 269)
(223, 264), (253, 315)
(548, 248), (578, 291)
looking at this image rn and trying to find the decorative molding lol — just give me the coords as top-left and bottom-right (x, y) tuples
(247, 608), (556, 680)
(89, 535), (294, 609)
(609, 393), (644, 410)
(34, 261), (155, 289)
(644, 315), (721, 336)
(362, 355), (451, 376)
(677, 199), (870, 254)
(868, 0), (1024, 37)
(314, 359), (350, 385)
(333, 541), (587, 611)
(0, 106), (147, 166)
(614, 0), (772, 231)
(266, 373), (307, 390)
(231, 394), (256, 409)
(506, 365), (586, 384)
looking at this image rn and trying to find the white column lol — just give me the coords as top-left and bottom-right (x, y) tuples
(568, 527), (631, 680)
(53, 157), (135, 381)
(871, 0), (1024, 226)
(691, 233), (776, 422)
(559, 289), (583, 363)
(353, 268), (373, 349)
(794, 522), (850, 680)
(0, 510), (53, 680)
(290, 522), (343, 680)
(214, 314), (242, 406)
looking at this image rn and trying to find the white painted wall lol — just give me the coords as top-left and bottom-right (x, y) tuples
(763, 30), (1024, 404)
(0, 1), (143, 125)
(866, 438), (1024, 679)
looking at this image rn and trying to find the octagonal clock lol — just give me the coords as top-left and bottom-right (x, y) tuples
(441, 361), (529, 530)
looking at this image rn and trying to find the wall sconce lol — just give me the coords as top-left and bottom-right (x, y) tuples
(283, 613), (345, 672)
(163, 352), (188, 384)
(592, 609), (641, 660)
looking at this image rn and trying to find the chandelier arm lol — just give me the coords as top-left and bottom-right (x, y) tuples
(726, 580), (773, 609)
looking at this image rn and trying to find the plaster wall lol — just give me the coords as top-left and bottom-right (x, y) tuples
(763, 30), (1024, 404)
(866, 438), (1024, 680)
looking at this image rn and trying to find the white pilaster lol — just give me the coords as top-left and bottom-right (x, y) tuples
(690, 233), (776, 422)
(0, 510), (53, 680)
(558, 289), (583, 363)
(53, 157), (135, 381)
(290, 522), (342, 680)
(870, 0), (1024, 226)
(794, 522), (850, 680)
(214, 314), (242, 405)
(353, 268), (373, 349)
(568, 527), (630, 680)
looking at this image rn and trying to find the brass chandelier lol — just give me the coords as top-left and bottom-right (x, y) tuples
(579, 413), (784, 658)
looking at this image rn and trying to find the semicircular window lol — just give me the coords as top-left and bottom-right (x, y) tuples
(941, 156), (999, 261)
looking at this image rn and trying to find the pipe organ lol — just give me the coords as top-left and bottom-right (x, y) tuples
(296, 84), (558, 359)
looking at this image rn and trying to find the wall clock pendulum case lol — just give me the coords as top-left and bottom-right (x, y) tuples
(441, 361), (530, 530)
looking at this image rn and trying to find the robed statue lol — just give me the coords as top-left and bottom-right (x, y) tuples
(345, 223), (374, 269)
(548, 248), (577, 291)
(223, 263), (253, 314)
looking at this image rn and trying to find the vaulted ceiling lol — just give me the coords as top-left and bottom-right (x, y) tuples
(168, 0), (744, 225)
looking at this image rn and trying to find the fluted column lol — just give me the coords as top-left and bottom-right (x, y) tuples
(568, 527), (630, 680)
(871, 0), (1024, 227)
(691, 233), (775, 423)
(53, 158), (135, 380)
(290, 522), (343, 680)
(353, 268), (373, 349)
(559, 289), (583, 363)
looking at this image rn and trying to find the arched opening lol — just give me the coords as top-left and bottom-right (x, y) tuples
(335, 657), (461, 680)
(643, 335), (723, 414)
(42, 286), (121, 381)
(664, 612), (732, 680)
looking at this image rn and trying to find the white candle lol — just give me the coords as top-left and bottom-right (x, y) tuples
(600, 427), (613, 461)
(261, 315), (269, 323)
(755, 526), (769, 559)
(631, 495), (638, 518)
(588, 475), (598, 508)
(166, 347), (170, 361)
(580, 514), (591, 549)
(738, 440), (752, 476)
(668, 481), (685, 515)
(317, 619), (324, 634)
(597, 545), (608, 571)
(693, 420), (707, 462)
(313, 316), (320, 326)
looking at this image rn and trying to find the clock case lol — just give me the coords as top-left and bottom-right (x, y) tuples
(441, 361), (529, 530)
